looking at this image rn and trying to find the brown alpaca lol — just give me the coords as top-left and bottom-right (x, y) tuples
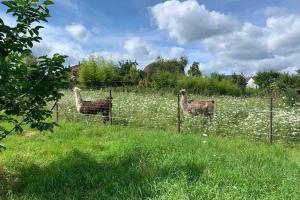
(179, 89), (214, 117)
(73, 87), (112, 124)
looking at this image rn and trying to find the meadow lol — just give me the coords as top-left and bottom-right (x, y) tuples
(59, 89), (300, 142)
(0, 89), (300, 199)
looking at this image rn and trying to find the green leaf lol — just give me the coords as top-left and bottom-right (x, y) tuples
(44, 0), (54, 6)
(2, 1), (14, 8)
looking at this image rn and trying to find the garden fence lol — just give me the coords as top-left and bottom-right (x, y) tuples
(53, 88), (300, 144)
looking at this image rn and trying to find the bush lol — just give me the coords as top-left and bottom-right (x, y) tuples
(284, 89), (300, 107)
(79, 55), (119, 88)
(150, 71), (178, 89)
(177, 76), (241, 96)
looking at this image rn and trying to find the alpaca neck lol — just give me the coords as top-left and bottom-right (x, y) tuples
(180, 94), (188, 111)
(74, 91), (83, 112)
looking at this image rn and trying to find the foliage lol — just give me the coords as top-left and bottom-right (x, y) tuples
(118, 60), (143, 83)
(178, 76), (241, 96)
(129, 64), (140, 83)
(118, 60), (136, 80)
(230, 73), (247, 93)
(283, 88), (300, 107)
(255, 71), (281, 92)
(143, 57), (188, 90)
(150, 71), (178, 89)
(0, 0), (68, 142)
(145, 56), (187, 76)
(79, 55), (119, 88)
(188, 62), (202, 77)
(210, 72), (227, 81)
(0, 122), (299, 199)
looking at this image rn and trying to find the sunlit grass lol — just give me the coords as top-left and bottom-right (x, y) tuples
(0, 122), (299, 199)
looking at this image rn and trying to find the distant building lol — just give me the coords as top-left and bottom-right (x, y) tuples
(246, 77), (258, 89)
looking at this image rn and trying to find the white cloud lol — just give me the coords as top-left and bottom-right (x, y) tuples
(65, 23), (90, 43)
(0, 11), (86, 65)
(124, 37), (156, 59)
(264, 7), (290, 17)
(94, 37), (157, 67)
(92, 37), (187, 68)
(151, 0), (240, 44)
(29, 23), (86, 65)
(167, 47), (185, 59)
(203, 13), (300, 74)
(151, 1), (300, 74)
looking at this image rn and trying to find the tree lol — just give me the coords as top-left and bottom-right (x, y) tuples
(129, 64), (139, 83)
(118, 60), (138, 80)
(0, 0), (69, 146)
(79, 55), (119, 88)
(255, 71), (280, 91)
(145, 57), (188, 76)
(295, 69), (300, 87)
(210, 72), (226, 81)
(231, 73), (247, 93)
(188, 62), (202, 77)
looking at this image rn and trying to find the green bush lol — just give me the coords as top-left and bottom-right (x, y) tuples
(79, 55), (119, 88)
(177, 76), (241, 96)
(284, 88), (300, 107)
(150, 71), (178, 89)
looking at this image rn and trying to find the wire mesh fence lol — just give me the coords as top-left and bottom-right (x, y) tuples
(53, 88), (300, 143)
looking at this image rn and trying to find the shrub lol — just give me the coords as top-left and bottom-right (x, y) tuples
(178, 76), (241, 96)
(150, 71), (178, 89)
(284, 88), (300, 107)
(79, 55), (119, 88)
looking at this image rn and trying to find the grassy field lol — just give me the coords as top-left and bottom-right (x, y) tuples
(58, 89), (300, 141)
(0, 122), (299, 200)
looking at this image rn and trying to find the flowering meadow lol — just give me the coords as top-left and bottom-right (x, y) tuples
(58, 89), (300, 141)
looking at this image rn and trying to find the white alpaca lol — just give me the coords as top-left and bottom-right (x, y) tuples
(73, 87), (112, 124)
(179, 89), (214, 117)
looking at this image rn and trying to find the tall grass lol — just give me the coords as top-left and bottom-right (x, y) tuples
(57, 89), (300, 140)
(0, 123), (299, 199)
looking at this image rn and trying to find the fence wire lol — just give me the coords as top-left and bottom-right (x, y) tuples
(53, 90), (300, 142)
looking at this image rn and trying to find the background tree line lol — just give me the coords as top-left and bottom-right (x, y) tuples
(77, 55), (300, 98)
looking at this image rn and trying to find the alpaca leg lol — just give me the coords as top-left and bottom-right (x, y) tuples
(85, 115), (89, 125)
(102, 111), (109, 125)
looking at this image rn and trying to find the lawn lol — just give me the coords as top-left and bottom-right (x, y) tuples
(0, 122), (299, 200)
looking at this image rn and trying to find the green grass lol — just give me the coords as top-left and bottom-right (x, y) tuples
(57, 89), (300, 140)
(0, 122), (299, 199)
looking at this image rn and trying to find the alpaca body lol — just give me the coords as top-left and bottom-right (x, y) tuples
(78, 100), (112, 115)
(180, 89), (214, 117)
(74, 87), (112, 124)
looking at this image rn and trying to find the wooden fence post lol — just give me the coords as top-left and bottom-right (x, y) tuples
(109, 90), (112, 125)
(269, 96), (273, 144)
(177, 93), (181, 133)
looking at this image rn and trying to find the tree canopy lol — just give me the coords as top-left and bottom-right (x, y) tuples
(0, 0), (69, 146)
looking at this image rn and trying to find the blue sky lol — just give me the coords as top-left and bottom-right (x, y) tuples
(1, 0), (300, 75)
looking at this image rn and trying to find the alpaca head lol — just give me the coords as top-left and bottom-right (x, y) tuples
(73, 87), (81, 93)
(179, 89), (187, 96)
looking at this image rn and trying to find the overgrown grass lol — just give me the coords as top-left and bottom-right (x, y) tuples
(58, 89), (300, 140)
(0, 122), (299, 199)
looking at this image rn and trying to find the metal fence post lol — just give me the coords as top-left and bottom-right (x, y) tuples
(109, 90), (112, 125)
(177, 93), (181, 133)
(269, 96), (273, 144)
